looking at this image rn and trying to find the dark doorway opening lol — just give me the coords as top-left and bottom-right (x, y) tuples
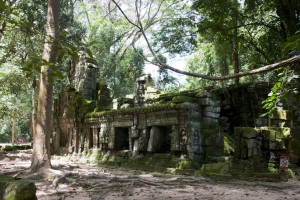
(115, 127), (130, 150)
(89, 128), (93, 148)
(147, 126), (172, 153)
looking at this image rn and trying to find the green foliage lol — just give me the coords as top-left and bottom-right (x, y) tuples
(261, 69), (299, 114)
(284, 32), (300, 53)
(154, 54), (178, 90)
(224, 133), (234, 155)
(88, 22), (144, 97)
(0, 0), (87, 143)
(154, 0), (292, 89)
(176, 159), (194, 170)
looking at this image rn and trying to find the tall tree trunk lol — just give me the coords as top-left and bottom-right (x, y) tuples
(11, 112), (15, 146)
(31, 76), (36, 144)
(30, 0), (60, 172)
(220, 55), (229, 87)
(232, 0), (239, 85)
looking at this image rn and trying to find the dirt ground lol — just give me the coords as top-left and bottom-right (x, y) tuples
(1, 150), (300, 200)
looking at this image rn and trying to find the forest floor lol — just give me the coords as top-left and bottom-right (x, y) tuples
(1, 150), (300, 200)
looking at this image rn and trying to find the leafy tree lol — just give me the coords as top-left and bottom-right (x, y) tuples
(78, 1), (146, 98)
(111, 0), (299, 85)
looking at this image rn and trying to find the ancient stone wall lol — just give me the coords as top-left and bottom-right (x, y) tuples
(53, 73), (300, 166)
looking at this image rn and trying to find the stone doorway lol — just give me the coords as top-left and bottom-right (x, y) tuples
(147, 126), (172, 153)
(114, 127), (130, 150)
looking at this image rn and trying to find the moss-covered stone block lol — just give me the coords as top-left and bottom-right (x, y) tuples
(274, 127), (290, 139)
(261, 127), (290, 139)
(260, 129), (271, 140)
(269, 110), (293, 120)
(0, 176), (37, 200)
(201, 162), (230, 174)
(171, 96), (196, 104)
(202, 172), (233, 181)
(269, 130), (276, 142)
(241, 127), (258, 138)
(234, 127), (260, 138)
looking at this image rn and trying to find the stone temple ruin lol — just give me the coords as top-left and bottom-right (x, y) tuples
(53, 53), (300, 173)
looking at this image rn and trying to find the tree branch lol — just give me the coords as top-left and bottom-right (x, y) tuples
(113, 0), (300, 81)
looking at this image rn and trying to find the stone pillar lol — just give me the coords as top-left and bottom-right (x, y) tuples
(133, 140), (139, 155)
(171, 125), (180, 151)
(108, 126), (115, 149)
(138, 129), (148, 152)
(92, 127), (98, 149)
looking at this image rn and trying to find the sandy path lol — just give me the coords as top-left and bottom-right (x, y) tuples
(1, 150), (300, 200)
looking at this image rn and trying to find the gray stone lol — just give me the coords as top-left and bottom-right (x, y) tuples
(203, 106), (221, 113)
(203, 111), (220, 119)
(0, 176), (37, 200)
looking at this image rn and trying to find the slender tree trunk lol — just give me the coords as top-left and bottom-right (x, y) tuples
(11, 112), (15, 146)
(30, 0), (60, 172)
(220, 56), (229, 87)
(31, 76), (36, 145)
(232, 0), (239, 85)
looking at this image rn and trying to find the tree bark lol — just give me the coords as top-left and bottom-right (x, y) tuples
(31, 77), (36, 144)
(30, 0), (60, 172)
(232, 0), (239, 85)
(11, 112), (15, 146)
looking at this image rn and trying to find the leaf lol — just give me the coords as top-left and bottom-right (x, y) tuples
(87, 40), (98, 46)
(86, 48), (93, 59)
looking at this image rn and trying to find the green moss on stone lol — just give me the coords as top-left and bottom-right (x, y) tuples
(0, 176), (37, 200)
(176, 159), (193, 170)
(269, 110), (293, 120)
(201, 162), (230, 174)
(171, 96), (196, 104)
(86, 103), (184, 119)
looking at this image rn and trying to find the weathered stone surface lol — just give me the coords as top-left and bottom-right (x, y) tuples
(203, 111), (220, 119)
(201, 162), (230, 174)
(96, 84), (111, 109)
(0, 176), (37, 200)
(70, 51), (98, 100)
(55, 71), (300, 167)
(198, 98), (220, 106)
(262, 127), (291, 139)
(203, 106), (221, 113)
(201, 117), (219, 124)
(147, 126), (168, 152)
(269, 110), (293, 120)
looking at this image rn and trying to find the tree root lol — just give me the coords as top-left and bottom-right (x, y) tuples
(16, 168), (73, 188)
